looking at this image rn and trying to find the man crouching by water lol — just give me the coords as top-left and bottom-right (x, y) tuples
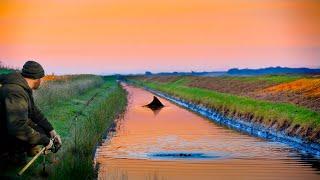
(0, 61), (62, 167)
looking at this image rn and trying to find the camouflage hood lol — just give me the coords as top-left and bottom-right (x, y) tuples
(0, 72), (32, 94)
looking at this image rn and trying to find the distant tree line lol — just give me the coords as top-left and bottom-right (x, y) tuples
(227, 67), (320, 75)
(141, 66), (320, 77)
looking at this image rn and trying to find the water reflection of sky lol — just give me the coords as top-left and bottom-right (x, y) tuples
(96, 84), (320, 180)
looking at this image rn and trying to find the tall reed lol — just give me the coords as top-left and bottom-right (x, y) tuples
(34, 75), (104, 111)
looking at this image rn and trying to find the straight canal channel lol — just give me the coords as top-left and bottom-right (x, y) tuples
(95, 83), (320, 180)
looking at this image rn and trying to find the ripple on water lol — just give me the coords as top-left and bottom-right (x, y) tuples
(147, 151), (228, 160)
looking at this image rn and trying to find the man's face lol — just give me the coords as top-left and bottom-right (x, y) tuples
(33, 78), (42, 90)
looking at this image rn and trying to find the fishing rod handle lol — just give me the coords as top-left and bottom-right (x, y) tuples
(18, 147), (46, 176)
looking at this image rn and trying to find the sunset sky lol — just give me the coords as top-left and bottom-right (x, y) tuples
(1, 0), (319, 74)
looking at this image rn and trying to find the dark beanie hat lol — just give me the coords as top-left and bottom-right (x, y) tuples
(21, 61), (45, 79)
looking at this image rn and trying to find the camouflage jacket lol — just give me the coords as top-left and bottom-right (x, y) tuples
(0, 73), (52, 147)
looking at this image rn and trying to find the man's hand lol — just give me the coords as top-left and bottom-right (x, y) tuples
(49, 130), (62, 146)
(44, 139), (53, 154)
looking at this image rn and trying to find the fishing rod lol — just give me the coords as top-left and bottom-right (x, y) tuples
(17, 147), (45, 176)
(17, 138), (61, 176)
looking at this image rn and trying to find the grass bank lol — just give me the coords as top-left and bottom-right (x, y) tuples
(49, 78), (127, 179)
(135, 75), (320, 112)
(129, 78), (320, 143)
(1, 75), (127, 179)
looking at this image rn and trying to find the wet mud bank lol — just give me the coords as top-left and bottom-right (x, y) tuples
(129, 83), (320, 156)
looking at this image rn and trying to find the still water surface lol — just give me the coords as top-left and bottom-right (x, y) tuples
(95, 84), (320, 180)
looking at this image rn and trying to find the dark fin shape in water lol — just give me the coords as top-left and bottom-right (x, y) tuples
(144, 96), (164, 110)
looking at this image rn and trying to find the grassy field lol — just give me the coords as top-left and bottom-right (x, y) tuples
(1, 75), (127, 179)
(129, 75), (320, 143)
(34, 75), (105, 112)
(134, 75), (320, 112)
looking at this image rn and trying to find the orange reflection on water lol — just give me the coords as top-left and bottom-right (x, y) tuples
(95, 84), (319, 180)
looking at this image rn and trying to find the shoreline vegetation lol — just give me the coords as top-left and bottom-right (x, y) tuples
(128, 75), (320, 144)
(48, 76), (127, 179)
(0, 75), (127, 179)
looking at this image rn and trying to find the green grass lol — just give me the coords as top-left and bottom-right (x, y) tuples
(138, 75), (304, 88)
(1, 76), (127, 179)
(170, 75), (303, 85)
(38, 78), (113, 138)
(131, 79), (320, 131)
(49, 80), (127, 179)
(170, 76), (193, 85)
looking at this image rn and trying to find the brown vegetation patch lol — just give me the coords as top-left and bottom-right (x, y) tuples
(43, 74), (73, 82)
(253, 91), (320, 112)
(183, 76), (288, 96)
(254, 78), (320, 112)
(264, 78), (320, 97)
(131, 76), (181, 83)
